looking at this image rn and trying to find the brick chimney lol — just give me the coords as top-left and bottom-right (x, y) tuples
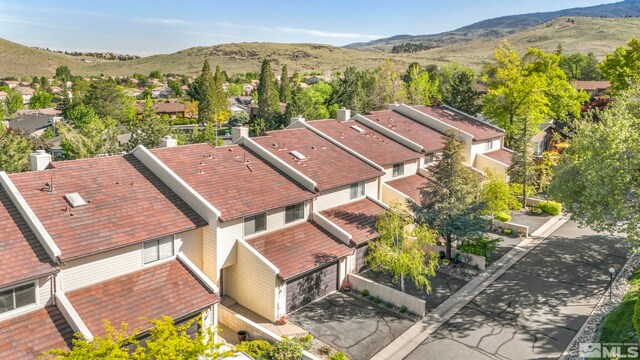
(336, 107), (351, 122)
(231, 126), (249, 143)
(159, 135), (177, 148)
(30, 150), (51, 171)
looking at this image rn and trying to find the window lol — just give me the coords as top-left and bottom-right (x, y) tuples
(143, 236), (174, 264)
(424, 154), (434, 166)
(0, 283), (36, 314)
(350, 181), (365, 199)
(484, 140), (493, 151)
(392, 163), (404, 178)
(244, 212), (267, 236)
(285, 203), (304, 224)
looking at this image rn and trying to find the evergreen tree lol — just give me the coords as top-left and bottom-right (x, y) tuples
(437, 64), (481, 115)
(196, 60), (216, 124)
(125, 97), (172, 150)
(279, 65), (292, 103)
(329, 67), (375, 114)
(412, 132), (487, 259)
(257, 59), (281, 129)
(83, 79), (136, 123)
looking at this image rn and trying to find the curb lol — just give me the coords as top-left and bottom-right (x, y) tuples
(371, 214), (570, 360)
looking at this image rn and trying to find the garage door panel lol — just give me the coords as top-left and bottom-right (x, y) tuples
(286, 262), (338, 313)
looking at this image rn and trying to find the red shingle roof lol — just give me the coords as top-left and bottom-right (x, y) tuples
(320, 198), (386, 245)
(386, 174), (433, 204)
(413, 105), (504, 141)
(364, 110), (446, 153)
(247, 221), (352, 280)
(9, 154), (207, 261)
(0, 189), (57, 287)
(307, 120), (421, 166)
(481, 149), (513, 167)
(253, 128), (384, 191)
(66, 259), (220, 337)
(0, 306), (73, 359)
(151, 143), (315, 221)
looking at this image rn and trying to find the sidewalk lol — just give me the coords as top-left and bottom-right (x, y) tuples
(371, 214), (570, 360)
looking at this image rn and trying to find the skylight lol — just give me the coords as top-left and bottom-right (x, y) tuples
(64, 192), (87, 208)
(290, 150), (308, 160)
(350, 125), (365, 133)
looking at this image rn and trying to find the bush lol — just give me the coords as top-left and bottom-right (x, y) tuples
(361, 289), (369, 297)
(329, 352), (348, 360)
(318, 345), (333, 356)
(494, 212), (512, 222)
(503, 228), (513, 236)
(236, 340), (273, 358)
(373, 296), (382, 304)
(268, 337), (303, 360)
(539, 201), (562, 215)
(297, 334), (313, 351)
(529, 206), (543, 215)
(384, 301), (393, 309)
(458, 236), (502, 260)
(399, 305), (408, 313)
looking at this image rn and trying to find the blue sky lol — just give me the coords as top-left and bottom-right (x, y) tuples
(0, 0), (618, 55)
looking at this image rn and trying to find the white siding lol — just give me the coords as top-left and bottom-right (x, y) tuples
(218, 219), (242, 270)
(314, 184), (351, 212)
(175, 228), (203, 270)
(365, 178), (378, 200)
(202, 225), (218, 283)
(61, 244), (142, 291)
(470, 138), (503, 165)
(223, 241), (278, 321)
(38, 276), (53, 307)
(267, 207), (285, 230)
(381, 159), (419, 182)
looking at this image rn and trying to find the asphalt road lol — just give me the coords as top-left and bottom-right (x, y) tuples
(405, 221), (629, 360)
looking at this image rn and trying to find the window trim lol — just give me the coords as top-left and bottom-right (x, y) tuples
(244, 212), (267, 237)
(350, 181), (365, 200)
(285, 202), (305, 224)
(0, 280), (38, 317)
(392, 162), (405, 178)
(142, 235), (175, 265)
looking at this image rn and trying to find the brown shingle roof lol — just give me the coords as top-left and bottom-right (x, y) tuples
(320, 198), (386, 245)
(66, 259), (220, 337)
(481, 149), (513, 167)
(571, 80), (611, 92)
(9, 154), (207, 261)
(386, 174), (434, 204)
(0, 306), (73, 359)
(307, 120), (421, 166)
(136, 102), (186, 114)
(253, 128), (384, 191)
(364, 110), (446, 153)
(151, 143), (316, 221)
(247, 221), (352, 280)
(413, 105), (504, 141)
(0, 189), (57, 287)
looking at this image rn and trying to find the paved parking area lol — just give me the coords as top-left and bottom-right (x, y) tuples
(289, 292), (414, 360)
(510, 212), (552, 234)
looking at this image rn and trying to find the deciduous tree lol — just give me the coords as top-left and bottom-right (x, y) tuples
(83, 79), (136, 123)
(480, 170), (519, 217)
(329, 67), (375, 114)
(600, 38), (640, 92)
(5, 88), (24, 115)
(29, 89), (53, 109)
(0, 125), (34, 173)
(125, 97), (171, 150)
(366, 203), (439, 293)
(437, 64), (481, 115)
(405, 63), (440, 106)
(373, 59), (406, 109)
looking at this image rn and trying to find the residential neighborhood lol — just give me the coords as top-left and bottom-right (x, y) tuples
(1, 1), (640, 360)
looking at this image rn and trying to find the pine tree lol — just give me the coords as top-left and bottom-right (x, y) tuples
(257, 59), (280, 129)
(197, 60), (216, 124)
(279, 65), (292, 103)
(125, 97), (171, 150)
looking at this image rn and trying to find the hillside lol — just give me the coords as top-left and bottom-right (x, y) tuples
(346, 0), (640, 51)
(0, 38), (107, 77)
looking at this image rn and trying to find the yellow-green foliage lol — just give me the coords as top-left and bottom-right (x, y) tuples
(235, 340), (272, 358)
(494, 212), (512, 222)
(539, 201), (562, 215)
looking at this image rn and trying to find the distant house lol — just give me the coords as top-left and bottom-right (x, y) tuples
(17, 86), (34, 104)
(242, 83), (255, 95)
(571, 80), (611, 98)
(7, 109), (62, 137)
(152, 86), (173, 98)
(531, 122), (568, 157)
(137, 101), (187, 119)
(228, 96), (252, 115)
(0, 91), (7, 101)
(304, 76), (322, 85)
(3, 80), (19, 88)
(50, 86), (64, 95)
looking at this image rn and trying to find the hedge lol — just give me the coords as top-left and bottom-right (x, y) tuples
(539, 201), (562, 216)
(495, 212), (512, 222)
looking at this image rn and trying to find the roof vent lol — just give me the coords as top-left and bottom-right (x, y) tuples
(290, 150), (308, 160)
(350, 125), (365, 133)
(64, 192), (87, 208)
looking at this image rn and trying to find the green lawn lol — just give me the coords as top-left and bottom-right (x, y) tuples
(596, 267), (640, 355)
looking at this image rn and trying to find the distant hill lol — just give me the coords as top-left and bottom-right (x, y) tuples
(0, 38), (108, 78)
(346, 0), (640, 51)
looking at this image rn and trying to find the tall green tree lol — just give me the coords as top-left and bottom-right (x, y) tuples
(405, 63), (440, 106)
(413, 132), (487, 259)
(550, 86), (640, 248)
(559, 52), (603, 81)
(125, 97), (171, 150)
(366, 203), (439, 293)
(58, 106), (122, 159)
(373, 59), (406, 109)
(29, 89), (53, 109)
(437, 64), (481, 115)
(600, 37), (640, 92)
(329, 67), (375, 114)
(285, 82), (335, 120)
(55, 65), (73, 83)
(0, 125), (34, 173)
(279, 65), (292, 103)
(257, 59), (281, 129)
(196, 60), (216, 124)
(167, 79), (182, 97)
(83, 79), (135, 123)
(5, 88), (24, 115)
(480, 170), (519, 217)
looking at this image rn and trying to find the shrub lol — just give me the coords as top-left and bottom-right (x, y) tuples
(361, 289), (369, 297)
(529, 206), (543, 215)
(373, 296), (382, 304)
(399, 305), (408, 313)
(236, 340), (273, 358)
(634, 293), (640, 342)
(494, 212), (512, 222)
(268, 337), (303, 360)
(384, 301), (393, 309)
(297, 334), (313, 351)
(329, 352), (348, 360)
(503, 228), (513, 236)
(539, 201), (562, 215)
(319, 345), (333, 356)
(458, 236), (502, 260)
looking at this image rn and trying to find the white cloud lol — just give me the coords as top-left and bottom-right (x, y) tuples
(217, 22), (379, 40)
(138, 17), (187, 25)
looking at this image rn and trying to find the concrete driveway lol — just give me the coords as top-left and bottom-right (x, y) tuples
(289, 292), (414, 360)
(405, 222), (629, 360)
